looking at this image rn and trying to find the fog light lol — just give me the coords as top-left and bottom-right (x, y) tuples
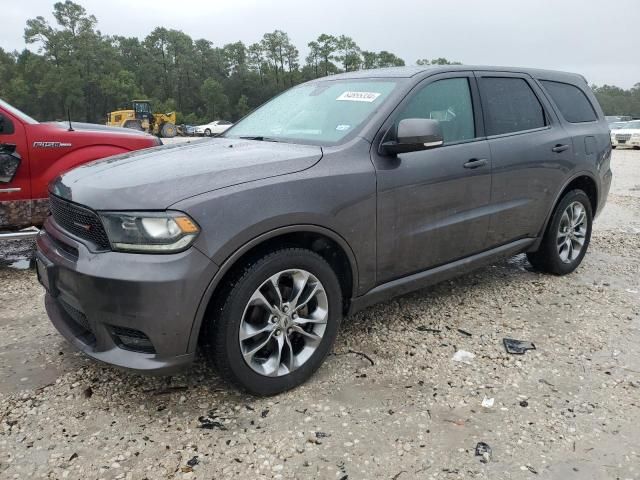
(110, 326), (155, 354)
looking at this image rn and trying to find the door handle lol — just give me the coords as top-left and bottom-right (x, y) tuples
(463, 158), (488, 169)
(552, 144), (569, 153)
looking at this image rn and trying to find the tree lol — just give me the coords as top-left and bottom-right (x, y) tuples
(201, 77), (228, 120)
(305, 41), (321, 78)
(283, 42), (299, 85)
(315, 34), (338, 76)
(335, 35), (361, 72)
(247, 43), (265, 84)
(261, 30), (290, 86)
(236, 94), (250, 118)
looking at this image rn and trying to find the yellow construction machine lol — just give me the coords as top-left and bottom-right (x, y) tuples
(106, 100), (178, 138)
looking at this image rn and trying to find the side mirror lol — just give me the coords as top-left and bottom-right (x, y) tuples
(381, 118), (444, 155)
(0, 144), (21, 183)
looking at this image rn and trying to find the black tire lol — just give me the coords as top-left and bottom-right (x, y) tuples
(160, 122), (177, 138)
(611, 145), (616, 149)
(205, 248), (343, 395)
(204, 128), (212, 137)
(527, 189), (592, 275)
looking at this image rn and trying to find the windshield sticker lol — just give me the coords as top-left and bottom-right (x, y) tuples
(336, 91), (381, 103)
(335, 124), (351, 131)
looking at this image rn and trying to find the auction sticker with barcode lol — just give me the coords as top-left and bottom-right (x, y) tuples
(336, 91), (381, 102)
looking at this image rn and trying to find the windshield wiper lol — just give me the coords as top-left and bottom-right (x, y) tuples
(238, 135), (280, 142)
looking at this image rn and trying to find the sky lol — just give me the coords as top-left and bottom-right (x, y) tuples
(1, 0), (639, 88)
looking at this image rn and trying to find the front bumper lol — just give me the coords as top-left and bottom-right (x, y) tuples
(36, 218), (219, 374)
(611, 135), (640, 147)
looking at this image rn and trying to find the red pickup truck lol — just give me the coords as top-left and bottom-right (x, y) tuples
(0, 99), (160, 237)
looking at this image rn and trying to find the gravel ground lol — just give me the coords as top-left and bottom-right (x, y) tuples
(1, 150), (639, 480)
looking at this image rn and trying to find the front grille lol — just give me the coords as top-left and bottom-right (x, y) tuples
(616, 133), (632, 141)
(49, 194), (110, 250)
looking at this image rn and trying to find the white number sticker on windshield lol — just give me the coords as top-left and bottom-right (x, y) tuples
(336, 91), (381, 102)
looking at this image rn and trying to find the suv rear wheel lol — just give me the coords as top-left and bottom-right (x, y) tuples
(206, 248), (343, 395)
(527, 189), (593, 275)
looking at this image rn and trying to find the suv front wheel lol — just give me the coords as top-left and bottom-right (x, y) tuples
(206, 248), (343, 395)
(527, 189), (593, 275)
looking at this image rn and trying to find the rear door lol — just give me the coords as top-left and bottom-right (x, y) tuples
(0, 108), (31, 228)
(536, 79), (610, 181)
(372, 72), (493, 283)
(475, 72), (573, 246)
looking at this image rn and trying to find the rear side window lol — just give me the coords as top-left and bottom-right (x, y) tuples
(540, 80), (597, 123)
(479, 77), (547, 136)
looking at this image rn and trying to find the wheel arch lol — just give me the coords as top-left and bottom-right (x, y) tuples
(187, 224), (359, 353)
(529, 172), (598, 252)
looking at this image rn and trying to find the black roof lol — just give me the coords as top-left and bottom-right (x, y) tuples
(321, 65), (588, 85)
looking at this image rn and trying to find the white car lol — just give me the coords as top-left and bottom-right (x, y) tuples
(611, 120), (640, 149)
(194, 120), (233, 136)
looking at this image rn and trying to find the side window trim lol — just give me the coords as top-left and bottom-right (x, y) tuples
(377, 72), (485, 150)
(473, 71), (556, 139)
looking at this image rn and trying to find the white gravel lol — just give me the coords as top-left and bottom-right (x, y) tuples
(1, 150), (639, 479)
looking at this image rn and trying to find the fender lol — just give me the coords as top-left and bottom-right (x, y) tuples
(528, 169), (598, 252)
(186, 224), (360, 353)
(35, 145), (129, 199)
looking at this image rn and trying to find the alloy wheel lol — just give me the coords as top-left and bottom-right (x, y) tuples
(239, 269), (328, 377)
(556, 201), (587, 263)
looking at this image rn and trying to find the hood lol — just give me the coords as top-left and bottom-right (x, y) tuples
(48, 121), (157, 137)
(51, 138), (322, 210)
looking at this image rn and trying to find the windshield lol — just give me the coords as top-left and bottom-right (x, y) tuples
(0, 99), (38, 124)
(622, 120), (640, 129)
(224, 79), (399, 145)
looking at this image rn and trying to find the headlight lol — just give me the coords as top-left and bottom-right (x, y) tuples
(100, 211), (200, 253)
(632, 133), (640, 139)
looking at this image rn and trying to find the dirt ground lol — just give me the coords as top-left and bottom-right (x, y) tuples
(0, 149), (639, 480)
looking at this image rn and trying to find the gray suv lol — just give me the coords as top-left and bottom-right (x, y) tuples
(36, 66), (612, 395)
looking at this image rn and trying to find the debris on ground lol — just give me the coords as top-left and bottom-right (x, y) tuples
(197, 415), (227, 430)
(475, 442), (492, 463)
(481, 397), (495, 408)
(452, 350), (475, 364)
(187, 456), (199, 467)
(416, 325), (441, 333)
(503, 338), (536, 354)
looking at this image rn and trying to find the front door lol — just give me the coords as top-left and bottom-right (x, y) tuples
(372, 73), (493, 283)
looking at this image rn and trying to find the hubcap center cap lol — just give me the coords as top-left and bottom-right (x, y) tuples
(278, 312), (293, 330)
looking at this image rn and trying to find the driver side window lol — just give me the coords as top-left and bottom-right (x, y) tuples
(397, 77), (475, 144)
